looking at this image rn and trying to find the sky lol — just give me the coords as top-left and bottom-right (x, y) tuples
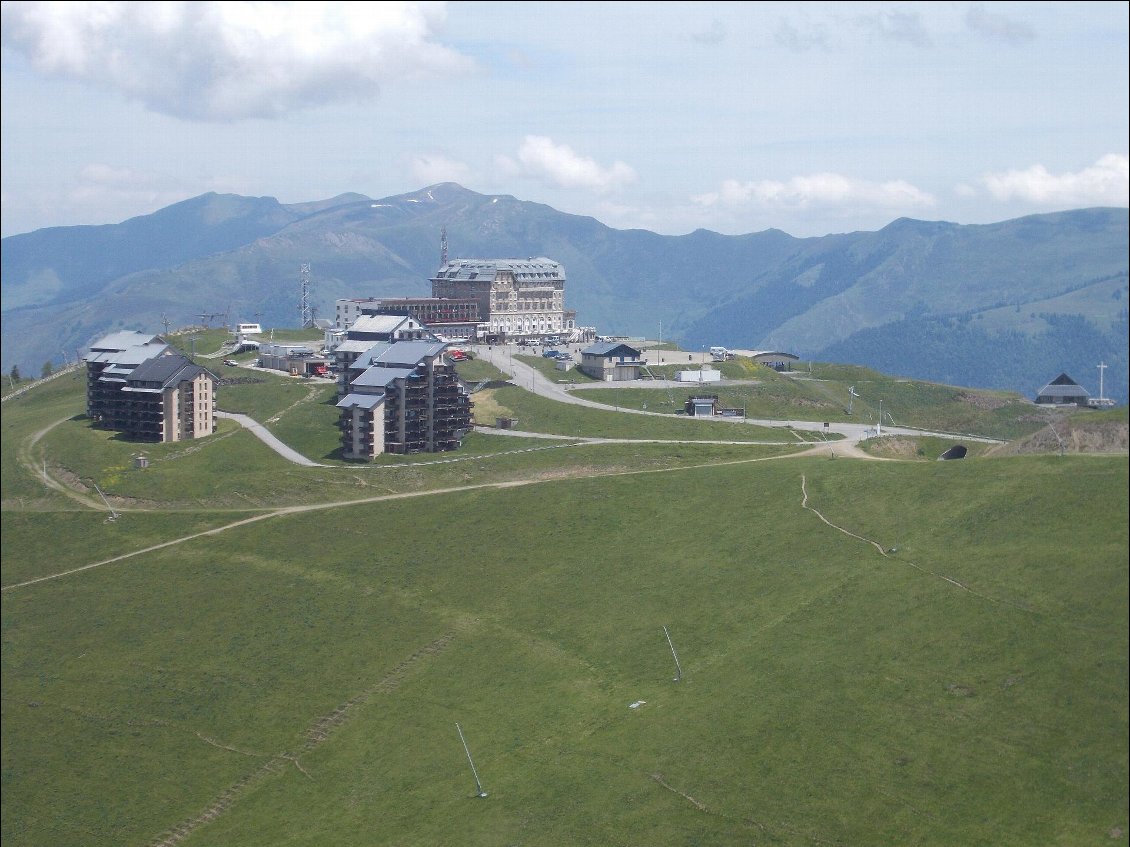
(1, 1), (1127, 239)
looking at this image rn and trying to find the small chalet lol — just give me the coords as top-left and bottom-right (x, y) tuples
(1035, 373), (1090, 406)
(579, 342), (642, 381)
(684, 394), (743, 417)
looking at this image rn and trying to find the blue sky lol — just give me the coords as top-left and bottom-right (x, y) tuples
(2, 1), (1127, 239)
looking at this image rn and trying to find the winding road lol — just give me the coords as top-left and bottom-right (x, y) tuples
(468, 343), (996, 451)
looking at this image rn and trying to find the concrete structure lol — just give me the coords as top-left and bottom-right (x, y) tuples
(747, 350), (800, 371)
(85, 331), (216, 442)
(686, 395), (720, 417)
(336, 340), (472, 459)
(683, 394), (743, 418)
(430, 257), (575, 342)
(1036, 373), (1091, 406)
(259, 342), (314, 372)
(335, 298), (379, 329)
(335, 296), (482, 341)
(579, 342), (643, 381)
(676, 367), (721, 383)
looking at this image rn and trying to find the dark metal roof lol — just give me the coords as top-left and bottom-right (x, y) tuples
(1036, 373), (1089, 398)
(127, 353), (213, 388)
(351, 340), (447, 370)
(351, 365), (417, 388)
(432, 258), (564, 281)
(1048, 372), (1081, 387)
(581, 342), (641, 357)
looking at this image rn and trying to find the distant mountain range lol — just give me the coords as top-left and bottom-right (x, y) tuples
(2, 183), (1126, 402)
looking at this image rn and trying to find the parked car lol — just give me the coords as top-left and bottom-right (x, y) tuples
(223, 359), (238, 366)
(542, 349), (560, 358)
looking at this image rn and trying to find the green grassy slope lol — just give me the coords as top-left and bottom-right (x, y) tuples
(2, 363), (1126, 847)
(3, 459), (1126, 846)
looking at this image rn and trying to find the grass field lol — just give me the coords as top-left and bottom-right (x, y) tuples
(579, 361), (1059, 442)
(2, 357), (1126, 847)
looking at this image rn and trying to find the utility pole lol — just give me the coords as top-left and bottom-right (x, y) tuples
(663, 625), (684, 682)
(455, 723), (487, 797)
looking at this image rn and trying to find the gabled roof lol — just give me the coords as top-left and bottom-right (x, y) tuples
(1047, 372), (1080, 387)
(581, 342), (642, 357)
(86, 340), (170, 365)
(1037, 373), (1090, 399)
(87, 330), (163, 353)
(125, 353), (214, 389)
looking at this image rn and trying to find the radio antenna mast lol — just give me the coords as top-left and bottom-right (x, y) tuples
(299, 263), (313, 328)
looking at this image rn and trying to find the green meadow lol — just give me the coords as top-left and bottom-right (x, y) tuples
(582, 360), (1056, 441)
(1, 359), (1126, 847)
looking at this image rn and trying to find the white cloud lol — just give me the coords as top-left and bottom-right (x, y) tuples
(506, 136), (637, 194)
(964, 4), (1035, 44)
(693, 172), (936, 212)
(982, 155), (1129, 206)
(0, 162), (195, 233)
(0, 1), (474, 121)
(852, 9), (931, 47)
(0, 160), (260, 234)
(410, 154), (471, 186)
(690, 18), (726, 45)
(774, 18), (829, 53)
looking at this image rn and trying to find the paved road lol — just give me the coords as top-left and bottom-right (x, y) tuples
(216, 411), (326, 467)
(468, 343), (999, 446)
(213, 346), (998, 468)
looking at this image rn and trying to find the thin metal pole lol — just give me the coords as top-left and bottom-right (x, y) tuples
(92, 483), (120, 521)
(663, 625), (683, 682)
(455, 722), (487, 797)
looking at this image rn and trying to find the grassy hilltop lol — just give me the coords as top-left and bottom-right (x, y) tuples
(1, 354), (1126, 847)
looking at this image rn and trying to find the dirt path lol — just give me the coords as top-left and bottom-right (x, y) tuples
(3, 446), (836, 593)
(798, 473), (1021, 608)
(17, 416), (105, 511)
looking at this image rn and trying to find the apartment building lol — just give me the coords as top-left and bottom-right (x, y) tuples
(336, 340), (473, 459)
(85, 331), (216, 442)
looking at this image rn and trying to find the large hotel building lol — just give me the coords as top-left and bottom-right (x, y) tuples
(335, 257), (576, 343)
